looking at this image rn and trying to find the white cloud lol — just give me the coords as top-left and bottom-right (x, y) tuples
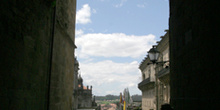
(76, 4), (91, 24)
(75, 31), (155, 95)
(79, 60), (141, 95)
(114, 0), (127, 8)
(128, 83), (135, 87)
(75, 29), (84, 37)
(76, 33), (156, 58)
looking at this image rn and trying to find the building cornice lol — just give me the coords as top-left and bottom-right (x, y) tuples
(139, 56), (151, 71)
(156, 31), (169, 52)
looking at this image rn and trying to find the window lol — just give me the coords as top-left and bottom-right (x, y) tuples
(143, 74), (145, 79)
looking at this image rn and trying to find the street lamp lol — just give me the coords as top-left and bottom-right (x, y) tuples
(148, 45), (160, 64)
(147, 45), (170, 110)
(148, 45), (160, 110)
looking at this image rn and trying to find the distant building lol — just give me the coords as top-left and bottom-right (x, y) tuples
(73, 58), (98, 110)
(73, 58), (80, 110)
(127, 95), (142, 110)
(77, 75), (93, 108)
(131, 95), (142, 107)
(77, 75), (98, 110)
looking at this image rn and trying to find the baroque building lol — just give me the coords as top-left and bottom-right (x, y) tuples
(138, 30), (170, 110)
(77, 75), (93, 108)
(73, 58), (97, 110)
(73, 58), (80, 110)
(138, 56), (156, 110)
(155, 30), (170, 109)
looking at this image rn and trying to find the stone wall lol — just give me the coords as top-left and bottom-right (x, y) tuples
(0, 1), (54, 109)
(49, 0), (76, 110)
(0, 0), (76, 110)
(142, 89), (155, 110)
(78, 90), (92, 108)
(169, 1), (220, 109)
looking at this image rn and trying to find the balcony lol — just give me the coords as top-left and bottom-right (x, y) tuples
(138, 78), (155, 91)
(157, 67), (170, 78)
(157, 67), (170, 84)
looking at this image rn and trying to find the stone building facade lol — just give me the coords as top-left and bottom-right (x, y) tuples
(73, 58), (80, 110)
(138, 30), (170, 110)
(73, 58), (97, 110)
(138, 57), (156, 110)
(77, 76), (93, 108)
(0, 0), (76, 110)
(155, 30), (170, 109)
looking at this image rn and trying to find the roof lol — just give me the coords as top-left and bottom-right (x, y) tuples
(83, 86), (87, 90)
(78, 84), (91, 90)
(139, 56), (151, 71)
(131, 95), (142, 102)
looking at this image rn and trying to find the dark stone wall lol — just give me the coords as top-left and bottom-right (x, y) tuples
(169, 1), (220, 109)
(78, 89), (92, 108)
(0, 1), (53, 110)
(0, 0), (76, 110)
(49, 0), (76, 110)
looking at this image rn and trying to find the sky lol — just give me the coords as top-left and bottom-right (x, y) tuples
(75, 0), (169, 96)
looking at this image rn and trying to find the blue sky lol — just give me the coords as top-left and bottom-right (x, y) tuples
(75, 0), (169, 96)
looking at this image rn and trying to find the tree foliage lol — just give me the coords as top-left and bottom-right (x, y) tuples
(95, 94), (120, 101)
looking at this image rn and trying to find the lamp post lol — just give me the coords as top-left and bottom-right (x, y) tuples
(148, 45), (160, 64)
(148, 45), (160, 110)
